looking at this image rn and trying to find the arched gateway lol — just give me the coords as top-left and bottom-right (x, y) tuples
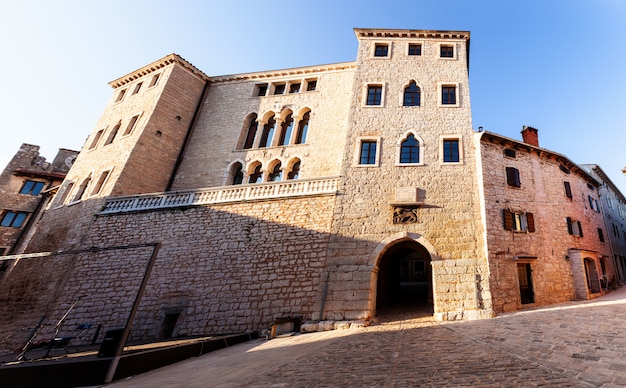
(369, 232), (438, 317)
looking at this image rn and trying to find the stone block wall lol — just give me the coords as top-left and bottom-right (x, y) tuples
(0, 195), (335, 353)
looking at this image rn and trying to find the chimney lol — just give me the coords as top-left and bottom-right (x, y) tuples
(521, 126), (539, 147)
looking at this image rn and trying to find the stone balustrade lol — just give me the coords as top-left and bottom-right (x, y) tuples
(100, 177), (340, 214)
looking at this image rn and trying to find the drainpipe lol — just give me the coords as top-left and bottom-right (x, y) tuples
(165, 80), (210, 191)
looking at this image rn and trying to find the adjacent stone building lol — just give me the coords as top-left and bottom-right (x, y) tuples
(0, 28), (621, 353)
(0, 144), (77, 257)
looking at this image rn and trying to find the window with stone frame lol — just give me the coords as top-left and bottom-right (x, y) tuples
(255, 83), (268, 96)
(294, 111), (310, 144)
(366, 85), (383, 106)
(230, 162), (244, 185)
(104, 121), (122, 146)
(115, 88), (127, 103)
(268, 162), (282, 182)
(441, 85), (457, 105)
(566, 217), (583, 237)
(287, 160), (301, 180)
(408, 43), (421, 56)
(57, 181), (75, 205)
(506, 167), (521, 187)
(305, 79), (317, 91)
(132, 82), (143, 95)
(20, 180), (46, 196)
(374, 43), (389, 57)
(443, 139), (460, 163)
(400, 134), (420, 164)
(440, 44), (454, 58)
(248, 163), (263, 184)
(72, 175), (92, 202)
(359, 140), (378, 165)
(1, 211), (29, 228)
(242, 113), (258, 149)
(123, 114), (140, 136)
(258, 115), (276, 148)
(278, 113), (294, 146)
(148, 73), (161, 88)
(88, 129), (105, 150)
(91, 170), (111, 195)
(273, 84), (286, 95)
(403, 81), (421, 107)
(289, 83), (301, 93)
(503, 209), (535, 232)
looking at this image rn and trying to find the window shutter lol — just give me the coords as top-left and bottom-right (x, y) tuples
(564, 181), (572, 199)
(526, 212), (535, 232)
(503, 209), (514, 230)
(577, 221), (583, 237)
(566, 217), (573, 235)
(506, 167), (521, 187)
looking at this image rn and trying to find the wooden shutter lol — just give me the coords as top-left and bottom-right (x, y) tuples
(577, 221), (583, 237)
(564, 181), (572, 199)
(526, 212), (535, 232)
(566, 217), (573, 235)
(503, 209), (514, 230)
(506, 167), (521, 187)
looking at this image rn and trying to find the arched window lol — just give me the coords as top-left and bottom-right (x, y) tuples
(400, 134), (420, 163)
(230, 162), (244, 185)
(243, 114), (258, 149)
(295, 111), (310, 144)
(403, 81), (420, 106)
(73, 175), (92, 201)
(278, 113), (294, 146)
(268, 162), (282, 182)
(259, 115), (276, 148)
(248, 163), (263, 184)
(287, 160), (301, 180)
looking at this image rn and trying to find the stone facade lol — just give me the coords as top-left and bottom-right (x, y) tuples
(0, 144), (77, 256)
(477, 130), (615, 312)
(0, 28), (622, 354)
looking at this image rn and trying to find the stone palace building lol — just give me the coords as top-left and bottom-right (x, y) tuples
(1, 28), (623, 351)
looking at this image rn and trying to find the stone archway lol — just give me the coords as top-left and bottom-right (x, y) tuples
(373, 238), (434, 317)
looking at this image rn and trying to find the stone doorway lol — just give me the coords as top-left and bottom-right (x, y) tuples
(375, 240), (433, 317)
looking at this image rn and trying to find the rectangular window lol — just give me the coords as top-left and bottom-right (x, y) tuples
(506, 167), (521, 187)
(289, 83), (300, 93)
(132, 82), (143, 95)
(1, 211), (28, 228)
(503, 209), (535, 232)
(20, 180), (46, 196)
(273, 84), (286, 95)
(91, 170), (111, 195)
(440, 45), (454, 58)
(256, 83), (268, 96)
(359, 141), (377, 165)
(408, 44), (421, 56)
(366, 85), (383, 106)
(564, 181), (572, 199)
(559, 164), (570, 174)
(115, 89), (127, 102)
(441, 85), (457, 105)
(374, 43), (389, 57)
(598, 228), (605, 242)
(443, 140), (460, 163)
(305, 79), (317, 91)
(123, 115), (140, 136)
(88, 129), (105, 150)
(57, 181), (75, 205)
(504, 148), (516, 158)
(567, 217), (583, 237)
(149, 73), (160, 88)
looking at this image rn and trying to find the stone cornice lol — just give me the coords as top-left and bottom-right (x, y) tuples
(479, 131), (600, 187)
(354, 28), (470, 40)
(108, 54), (210, 88)
(209, 62), (356, 83)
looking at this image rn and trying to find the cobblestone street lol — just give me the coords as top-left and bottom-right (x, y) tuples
(109, 288), (626, 387)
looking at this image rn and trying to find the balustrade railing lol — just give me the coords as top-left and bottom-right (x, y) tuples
(100, 177), (340, 214)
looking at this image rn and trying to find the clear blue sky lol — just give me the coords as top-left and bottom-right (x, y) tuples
(1, 0), (626, 192)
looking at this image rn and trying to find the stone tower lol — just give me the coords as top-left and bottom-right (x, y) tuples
(23, 54), (209, 252)
(321, 29), (493, 321)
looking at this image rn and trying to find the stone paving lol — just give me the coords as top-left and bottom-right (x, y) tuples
(108, 288), (626, 387)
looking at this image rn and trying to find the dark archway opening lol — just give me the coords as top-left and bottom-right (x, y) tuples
(376, 240), (433, 317)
